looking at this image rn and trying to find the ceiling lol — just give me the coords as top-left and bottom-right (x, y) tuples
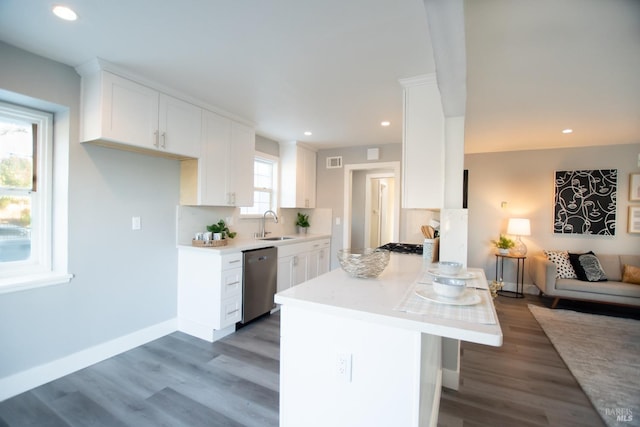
(0, 0), (638, 153)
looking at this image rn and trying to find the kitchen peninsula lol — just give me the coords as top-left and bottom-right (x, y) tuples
(275, 253), (502, 427)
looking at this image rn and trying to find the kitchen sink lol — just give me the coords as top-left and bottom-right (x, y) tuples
(260, 236), (296, 241)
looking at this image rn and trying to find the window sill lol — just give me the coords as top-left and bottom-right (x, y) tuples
(0, 272), (74, 294)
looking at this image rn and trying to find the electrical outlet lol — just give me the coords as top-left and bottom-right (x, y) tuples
(132, 216), (141, 230)
(336, 353), (352, 382)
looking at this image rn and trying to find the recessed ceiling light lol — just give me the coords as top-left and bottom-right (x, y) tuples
(304, 131), (312, 136)
(52, 5), (78, 21)
(562, 128), (573, 134)
(381, 121), (391, 127)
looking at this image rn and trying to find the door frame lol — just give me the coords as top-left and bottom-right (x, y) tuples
(343, 161), (400, 249)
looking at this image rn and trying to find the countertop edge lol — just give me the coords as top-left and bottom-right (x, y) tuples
(177, 233), (331, 254)
(275, 293), (503, 347)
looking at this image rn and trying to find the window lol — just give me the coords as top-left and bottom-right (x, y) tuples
(240, 154), (278, 216)
(0, 101), (62, 288)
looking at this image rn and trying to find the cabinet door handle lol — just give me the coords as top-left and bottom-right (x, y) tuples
(226, 281), (240, 286)
(228, 259), (241, 264)
(154, 130), (159, 148)
(161, 132), (167, 149)
(293, 256), (298, 266)
(227, 308), (239, 315)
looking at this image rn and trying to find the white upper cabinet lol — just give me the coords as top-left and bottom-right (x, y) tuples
(280, 142), (317, 208)
(400, 74), (445, 209)
(158, 93), (202, 158)
(228, 121), (255, 206)
(77, 63), (201, 159)
(180, 110), (254, 206)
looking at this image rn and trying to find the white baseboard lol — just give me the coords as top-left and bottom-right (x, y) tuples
(177, 317), (235, 343)
(501, 281), (539, 295)
(442, 367), (460, 390)
(0, 318), (177, 402)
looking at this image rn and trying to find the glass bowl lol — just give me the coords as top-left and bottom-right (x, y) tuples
(337, 248), (390, 278)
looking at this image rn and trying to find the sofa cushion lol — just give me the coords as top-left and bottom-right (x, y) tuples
(596, 254), (624, 281)
(569, 252), (607, 282)
(622, 264), (640, 285)
(544, 250), (577, 279)
(557, 278), (640, 298)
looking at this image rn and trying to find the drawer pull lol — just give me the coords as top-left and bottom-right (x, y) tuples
(228, 259), (241, 264)
(227, 309), (239, 315)
(226, 281), (240, 286)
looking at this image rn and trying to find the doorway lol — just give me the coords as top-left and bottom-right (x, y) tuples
(364, 174), (395, 247)
(343, 162), (400, 249)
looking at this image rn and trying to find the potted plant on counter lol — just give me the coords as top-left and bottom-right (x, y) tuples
(205, 219), (237, 246)
(296, 213), (310, 234)
(492, 235), (514, 255)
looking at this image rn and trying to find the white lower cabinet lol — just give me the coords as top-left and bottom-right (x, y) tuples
(276, 239), (331, 293)
(307, 239), (330, 278)
(177, 249), (242, 342)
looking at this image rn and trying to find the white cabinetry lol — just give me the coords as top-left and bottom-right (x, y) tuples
(276, 239), (331, 293)
(77, 66), (201, 159)
(307, 239), (331, 279)
(400, 74), (445, 209)
(178, 249), (243, 342)
(280, 142), (317, 208)
(277, 243), (308, 293)
(180, 111), (254, 206)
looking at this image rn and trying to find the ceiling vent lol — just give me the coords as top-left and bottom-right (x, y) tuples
(326, 156), (343, 169)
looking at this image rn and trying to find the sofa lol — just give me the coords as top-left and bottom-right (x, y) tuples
(530, 252), (640, 308)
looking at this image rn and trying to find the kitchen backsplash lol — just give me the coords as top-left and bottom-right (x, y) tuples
(176, 205), (333, 245)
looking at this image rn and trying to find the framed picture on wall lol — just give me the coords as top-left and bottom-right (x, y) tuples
(553, 169), (617, 235)
(630, 173), (640, 201)
(629, 207), (640, 234)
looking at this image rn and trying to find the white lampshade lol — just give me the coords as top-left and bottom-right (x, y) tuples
(507, 218), (531, 236)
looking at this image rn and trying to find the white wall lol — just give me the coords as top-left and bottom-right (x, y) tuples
(0, 43), (179, 382)
(465, 143), (640, 291)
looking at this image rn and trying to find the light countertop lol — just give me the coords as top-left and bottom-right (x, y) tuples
(177, 233), (331, 254)
(275, 253), (503, 346)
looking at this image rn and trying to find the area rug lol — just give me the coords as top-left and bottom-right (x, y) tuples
(528, 305), (640, 427)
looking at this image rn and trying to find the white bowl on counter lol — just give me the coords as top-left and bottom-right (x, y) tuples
(437, 261), (463, 276)
(432, 275), (466, 299)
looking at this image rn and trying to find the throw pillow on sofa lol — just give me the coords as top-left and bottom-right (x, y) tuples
(543, 250), (577, 279)
(622, 264), (640, 285)
(568, 252), (608, 282)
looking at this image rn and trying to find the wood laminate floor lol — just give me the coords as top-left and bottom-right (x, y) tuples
(1, 295), (627, 427)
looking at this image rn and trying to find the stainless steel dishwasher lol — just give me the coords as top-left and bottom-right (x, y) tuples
(241, 246), (277, 324)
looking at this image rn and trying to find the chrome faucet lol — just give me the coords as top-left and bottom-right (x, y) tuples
(258, 210), (278, 238)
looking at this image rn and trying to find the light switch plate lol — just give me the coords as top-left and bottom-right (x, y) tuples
(132, 216), (141, 230)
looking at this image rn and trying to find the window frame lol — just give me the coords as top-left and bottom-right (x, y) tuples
(0, 100), (72, 292)
(240, 152), (279, 218)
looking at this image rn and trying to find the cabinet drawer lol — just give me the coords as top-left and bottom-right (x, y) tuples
(222, 253), (242, 270)
(220, 297), (242, 327)
(221, 268), (242, 299)
(308, 239), (330, 251)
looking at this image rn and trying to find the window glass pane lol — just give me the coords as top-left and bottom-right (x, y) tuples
(241, 155), (277, 216)
(0, 195), (31, 261)
(0, 117), (34, 191)
(256, 175), (271, 189)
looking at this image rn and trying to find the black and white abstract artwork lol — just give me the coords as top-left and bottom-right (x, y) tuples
(553, 169), (617, 235)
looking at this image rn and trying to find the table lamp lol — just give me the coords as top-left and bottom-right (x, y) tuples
(507, 218), (530, 256)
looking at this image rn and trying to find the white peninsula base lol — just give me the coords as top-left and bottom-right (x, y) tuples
(280, 305), (442, 427)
